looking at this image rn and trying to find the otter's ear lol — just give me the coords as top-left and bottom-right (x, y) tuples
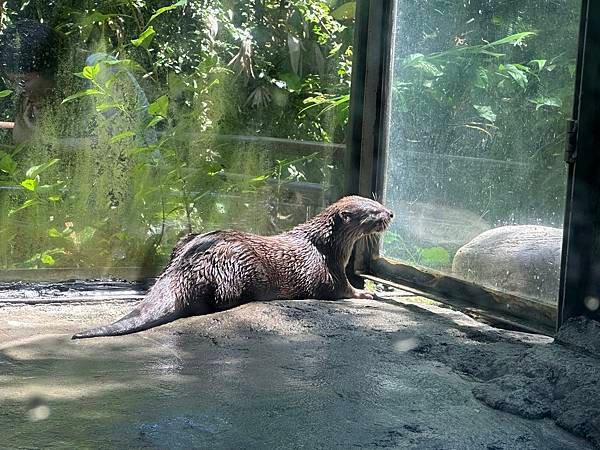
(340, 210), (352, 223)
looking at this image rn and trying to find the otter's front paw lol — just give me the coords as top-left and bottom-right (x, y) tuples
(351, 288), (374, 300)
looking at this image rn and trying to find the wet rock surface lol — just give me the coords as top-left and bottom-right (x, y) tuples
(0, 296), (598, 449)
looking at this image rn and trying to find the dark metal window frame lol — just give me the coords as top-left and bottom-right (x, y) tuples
(347, 0), (599, 334)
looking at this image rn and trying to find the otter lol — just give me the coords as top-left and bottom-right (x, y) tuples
(72, 196), (393, 339)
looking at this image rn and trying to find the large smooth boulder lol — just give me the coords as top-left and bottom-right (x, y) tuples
(452, 225), (562, 304)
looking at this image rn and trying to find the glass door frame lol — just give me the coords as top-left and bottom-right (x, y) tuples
(347, 0), (597, 334)
(558, 0), (600, 328)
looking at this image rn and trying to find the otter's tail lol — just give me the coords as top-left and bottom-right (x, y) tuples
(72, 278), (181, 339)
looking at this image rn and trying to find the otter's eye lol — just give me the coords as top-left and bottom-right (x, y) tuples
(340, 210), (353, 223)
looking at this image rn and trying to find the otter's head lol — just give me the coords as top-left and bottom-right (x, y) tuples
(331, 196), (394, 239)
(290, 195), (393, 254)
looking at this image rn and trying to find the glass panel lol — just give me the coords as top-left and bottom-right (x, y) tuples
(0, 1), (354, 280)
(383, 0), (581, 305)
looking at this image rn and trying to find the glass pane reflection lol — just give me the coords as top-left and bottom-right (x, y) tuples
(0, 1), (354, 279)
(383, 0), (581, 305)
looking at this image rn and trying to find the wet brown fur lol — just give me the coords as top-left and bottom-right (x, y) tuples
(72, 196), (393, 339)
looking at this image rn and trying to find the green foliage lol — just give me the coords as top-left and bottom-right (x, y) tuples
(131, 26), (156, 48)
(0, 151), (17, 174)
(384, 0), (580, 271)
(0, 0), (354, 275)
(417, 247), (450, 267)
(384, 231), (451, 268)
(147, 0), (188, 25)
(473, 105), (496, 123)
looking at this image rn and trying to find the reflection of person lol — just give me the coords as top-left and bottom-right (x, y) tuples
(0, 19), (155, 145)
(0, 20), (65, 143)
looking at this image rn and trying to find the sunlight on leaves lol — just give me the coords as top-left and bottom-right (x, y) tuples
(131, 26), (156, 48)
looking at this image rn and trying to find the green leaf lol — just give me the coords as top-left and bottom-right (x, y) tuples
(148, 0), (188, 25)
(503, 64), (528, 90)
(0, 152), (17, 175)
(332, 2), (356, 20)
(101, 59), (145, 73)
(0, 89), (13, 98)
(48, 228), (62, 238)
(529, 96), (562, 110)
(131, 26), (156, 49)
(473, 105), (496, 122)
(40, 253), (56, 265)
(299, 94), (349, 117)
(95, 103), (120, 113)
(20, 178), (38, 191)
(48, 196), (61, 202)
(81, 64), (100, 80)
(529, 59), (547, 71)
(146, 116), (164, 128)
(484, 31), (536, 48)
(26, 158), (60, 178)
(81, 11), (111, 26)
(474, 67), (489, 89)
(8, 199), (37, 216)
(250, 175), (269, 182)
(403, 54), (443, 77)
(110, 131), (136, 143)
(61, 89), (103, 104)
(512, 63), (531, 72)
(478, 50), (505, 58)
(418, 246), (450, 266)
(148, 95), (169, 117)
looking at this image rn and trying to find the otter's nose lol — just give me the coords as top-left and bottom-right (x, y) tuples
(388, 210), (394, 219)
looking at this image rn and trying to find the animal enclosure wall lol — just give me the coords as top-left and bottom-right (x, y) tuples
(0, 0), (355, 281)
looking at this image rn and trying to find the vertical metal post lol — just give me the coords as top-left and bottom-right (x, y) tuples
(558, 0), (600, 327)
(345, 0), (396, 276)
(345, 0), (370, 196)
(346, 0), (396, 198)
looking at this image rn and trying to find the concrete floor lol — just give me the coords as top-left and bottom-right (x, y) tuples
(0, 295), (595, 449)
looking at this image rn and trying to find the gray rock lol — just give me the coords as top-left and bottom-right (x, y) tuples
(465, 318), (600, 448)
(556, 316), (600, 358)
(452, 225), (562, 304)
(472, 374), (553, 419)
